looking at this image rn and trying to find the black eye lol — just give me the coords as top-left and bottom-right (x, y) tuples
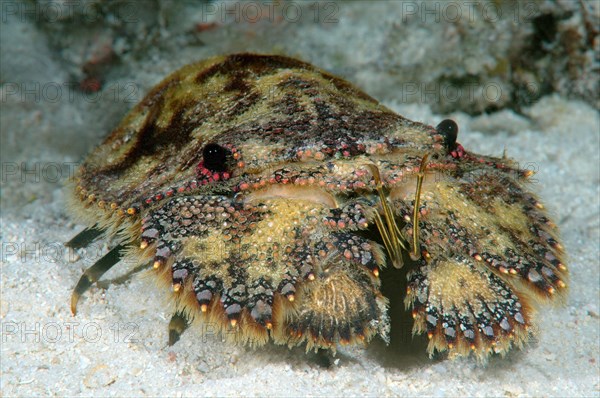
(436, 119), (458, 150)
(202, 143), (230, 173)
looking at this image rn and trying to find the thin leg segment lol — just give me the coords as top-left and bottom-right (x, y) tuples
(168, 311), (190, 346)
(65, 227), (103, 249)
(71, 244), (126, 315)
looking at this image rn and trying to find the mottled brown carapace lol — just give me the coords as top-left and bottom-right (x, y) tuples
(67, 53), (567, 361)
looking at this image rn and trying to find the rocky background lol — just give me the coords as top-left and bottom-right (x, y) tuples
(1, 1), (599, 396)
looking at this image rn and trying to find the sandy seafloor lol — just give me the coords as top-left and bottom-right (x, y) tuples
(2, 2), (600, 397)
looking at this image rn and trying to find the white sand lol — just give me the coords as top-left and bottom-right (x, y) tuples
(1, 2), (599, 396)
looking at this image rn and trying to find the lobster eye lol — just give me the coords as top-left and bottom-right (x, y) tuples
(202, 143), (230, 172)
(436, 119), (458, 150)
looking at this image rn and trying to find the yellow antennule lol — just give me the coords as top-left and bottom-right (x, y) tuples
(410, 154), (429, 260)
(368, 164), (409, 269)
